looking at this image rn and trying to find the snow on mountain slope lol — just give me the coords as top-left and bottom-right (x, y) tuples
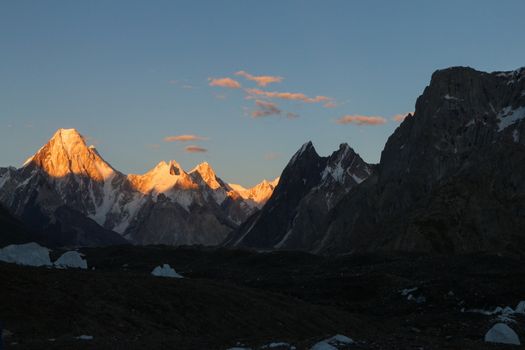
(229, 177), (279, 209)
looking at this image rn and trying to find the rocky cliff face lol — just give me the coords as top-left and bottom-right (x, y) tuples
(0, 129), (277, 247)
(321, 66), (525, 254)
(226, 142), (373, 250)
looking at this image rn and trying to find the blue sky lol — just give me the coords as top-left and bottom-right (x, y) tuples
(1, 1), (524, 186)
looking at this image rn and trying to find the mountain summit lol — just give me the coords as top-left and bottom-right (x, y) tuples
(23, 128), (116, 182)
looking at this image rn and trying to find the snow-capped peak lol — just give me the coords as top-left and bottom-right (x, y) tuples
(190, 162), (223, 190)
(131, 160), (196, 194)
(25, 128), (115, 181)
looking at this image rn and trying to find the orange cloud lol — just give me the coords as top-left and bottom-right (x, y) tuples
(392, 112), (413, 122)
(164, 135), (208, 142)
(252, 100), (281, 118)
(185, 145), (207, 153)
(209, 77), (241, 89)
(235, 70), (283, 87)
(246, 88), (332, 104)
(336, 115), (387, 125)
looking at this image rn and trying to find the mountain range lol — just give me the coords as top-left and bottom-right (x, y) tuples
(1, 66), (524, 254)
(0, 128), (278, 246)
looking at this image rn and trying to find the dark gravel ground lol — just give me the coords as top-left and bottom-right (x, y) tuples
(1, 246), (525, 349)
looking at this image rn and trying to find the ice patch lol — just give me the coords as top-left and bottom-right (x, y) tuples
(484, 323), (520, 345)
(54, 251), (88, 269)
(151, 264), (183, 278)
(0, 243), (52, 267)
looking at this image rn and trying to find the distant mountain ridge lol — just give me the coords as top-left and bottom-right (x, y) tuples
(0, 129), (278, 247)
(225, 141), (373, 250)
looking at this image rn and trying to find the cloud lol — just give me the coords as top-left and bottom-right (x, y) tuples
(336, 115), (387, 125)
(323, 101), (337, 108)
(252, 100), (282, 118)
(184, 145), (207, 153)
(209, 77), (241, 89)
(392, 112), (413, 122)
(286, 112), (299, 119)
(235, 70), (283, 87)
(245, 88), (333, 105)
(163, 134), (208, 142)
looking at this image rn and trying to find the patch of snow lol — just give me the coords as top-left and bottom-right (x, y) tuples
(76, 335), (94, 341)
(400, 287), (418, 296)
(311, 334), (354, 350)
(0, 243), (52, 267)
(498, 106), (525, 131)
(54, 251), (88, 269)
(151, 264), (183, 278)
(515, 301), (525, 314)
(351, 174), (365, 184)
(484, 323), (520, 345)
(513, 129), (520, 143)
(444, 94), (461, 101)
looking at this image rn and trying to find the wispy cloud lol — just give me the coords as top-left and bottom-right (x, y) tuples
(164, 134), (208, 142)
(392, 112), (413, 122)
(209, 77), (241, 89)
(245, 88), (333, 106)
(185, 145), (207, 153)
(336, 115), (387, 125)
(286, 112), (299, 119)
(235, 70), (283, 87)
(252, 100), (281, 118)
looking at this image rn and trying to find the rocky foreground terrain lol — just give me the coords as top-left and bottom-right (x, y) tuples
(1, 246), (525, 349)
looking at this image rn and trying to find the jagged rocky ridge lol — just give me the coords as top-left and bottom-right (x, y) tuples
(0, 129), (277, 247)
(230, 66), (525, 254)
(322, 67), (525, 254)
(225, 142), (373, 250)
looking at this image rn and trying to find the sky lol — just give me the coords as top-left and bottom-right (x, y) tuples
(1, 1), (524, 187)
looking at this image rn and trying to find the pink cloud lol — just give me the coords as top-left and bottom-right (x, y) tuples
(209, 77), (241, 89)
(235, 70), (283, 87)
(246, 89), (333, 103)
(336, 115), (387, 125)
(246, 88), (332, 104)
(185, 145), (208, 153)
(392, 112), (413, 122)
(164, 135), (208, 142)
(252, 100), (282, 118)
